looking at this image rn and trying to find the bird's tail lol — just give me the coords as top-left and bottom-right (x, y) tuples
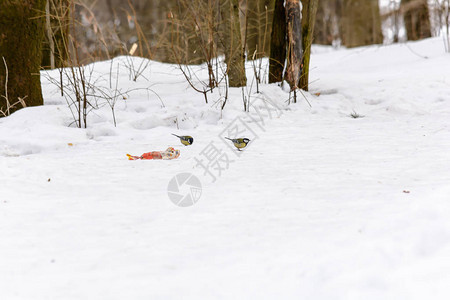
(172, 134), (180, 138)
(224, 137), (232, 141)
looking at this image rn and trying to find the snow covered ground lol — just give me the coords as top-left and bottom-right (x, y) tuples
(1, 37), (450, 299)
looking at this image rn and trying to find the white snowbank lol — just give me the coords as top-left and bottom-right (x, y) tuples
(1, 38), (450, 299)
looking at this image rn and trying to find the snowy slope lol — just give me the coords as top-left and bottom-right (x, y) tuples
(1, 37), (450, 299)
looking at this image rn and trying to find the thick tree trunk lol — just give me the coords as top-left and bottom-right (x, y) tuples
(299, 0), (319, 91)
(268, 0), (286, 83)
(285, 0), (303, 91)
(0, 0), (46, 116)
(402, 0), (432, 41)
(222, 0), (247, 87)
(341, 0), (383, 48)
(314, 0), (341, 45)
(314, 0), (331, 45)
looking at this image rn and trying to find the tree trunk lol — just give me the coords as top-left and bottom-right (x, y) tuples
(0, 0), (46, 116)
(314, 0), (327, 45)
(314, 0), (343, 46)
(299, 0), (319, 91)
(341, 0), (383, 48)
(268, 0), (286, 83)
(285, 0), (303, 91)
(221, 0), (247, 87)
(402, 0), (432, 41)
(246, 0), (272, 59)
(42, 0), (70, 69)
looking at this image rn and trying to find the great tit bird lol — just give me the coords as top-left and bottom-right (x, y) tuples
(172, 134), (194, 146)
(225, 137), (250, 151)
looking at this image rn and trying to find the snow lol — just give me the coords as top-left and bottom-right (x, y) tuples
(1, 37), (450, 299)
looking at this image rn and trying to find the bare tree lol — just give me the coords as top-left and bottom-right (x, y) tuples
(221, 0), (247, 87)
(42, 0), (70, 69)
(269, 0), (286, 83)
(0, 0), (46, 116)
(269, 0), (319, 94)
(300, 0), (319, 91)
(341, 0), (383, 48)
(402, 0), (432, 40)
(285, 0), (303, 92)
(314, 0), (343, 46)
(246, 0), (273, 59)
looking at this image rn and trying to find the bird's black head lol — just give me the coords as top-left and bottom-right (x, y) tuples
(187, 137), (194, 144)
(243, 138), (250, 143)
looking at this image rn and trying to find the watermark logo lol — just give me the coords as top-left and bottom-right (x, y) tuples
(167, 173), (202, 207)
(167, 94), (287, 206)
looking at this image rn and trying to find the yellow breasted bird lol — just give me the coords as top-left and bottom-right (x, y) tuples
(225, 137), (250, 151)
(172, 134), (194, 146)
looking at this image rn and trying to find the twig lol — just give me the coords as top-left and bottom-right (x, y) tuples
(298, 89), (312, 107)
(404, 42), (428, 59)
(2, 57), (8, 115)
